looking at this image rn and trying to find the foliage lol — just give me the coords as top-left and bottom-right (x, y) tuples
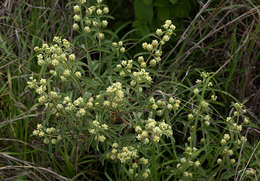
(133, 0), (197, 36)
(23, 0), (260, 180)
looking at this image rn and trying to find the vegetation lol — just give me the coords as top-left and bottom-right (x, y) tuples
(0, 0), (259, 180)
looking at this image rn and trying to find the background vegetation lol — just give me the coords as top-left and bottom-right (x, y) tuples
(0, 0), (259, 180)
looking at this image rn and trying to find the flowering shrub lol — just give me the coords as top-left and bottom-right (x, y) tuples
(27, 0), (259, 180)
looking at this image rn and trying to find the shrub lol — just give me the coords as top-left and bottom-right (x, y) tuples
(26, 0), (259, 180)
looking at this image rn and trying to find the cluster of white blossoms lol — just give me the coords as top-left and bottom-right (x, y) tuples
(176, 146), (201, 179)
(88, 119), (108, 142)
(112, 41), (126, 53)
(222, 146), (234, 156)
(116, 59), (133, 76)
(224, 102), (249, 133)
(139, 19), (175, 68)
(32, 124), (61, 144)
(73, 0), (109, 40)
(27, 77), (47, 102)
(109, 144), (138, 163)
(220, 133), (230, 145)
(149, 97), (181, 116)
(33, 37), (82, 82)
(115, 59), (153, 88)
(135, 118), (172, 144)
(108, 143), (151, 179)
(61, 96), (95, 117)
(132, 69), (152, 84)
(62, 96), (75, 112)
(27, 77), (66, 116)
(216, 131), (247, 165)
(105, 82), (124, 108)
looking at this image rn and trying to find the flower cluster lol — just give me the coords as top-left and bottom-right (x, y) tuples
(176, 146), (201, 179)
(32, 124), (61, 144)
(27, 77), (67, 117)
(109, 144), (138, 163)
(88, 119), (108, 142)
(27, 77), (47, 102)
(112, 41), (126, 53)
(108, 143), (151, 179)
(149, 97), (181, 116)
(116, 59), (133, 76)
(73, 0), (109, 40)
(105, 82), (125, 108)
(33, 36), (81, 82)
(132, 69), (152, 84)
(139, 19), (175, 68)
(135, 118), (172, 144)
(224, 102), (249, 133)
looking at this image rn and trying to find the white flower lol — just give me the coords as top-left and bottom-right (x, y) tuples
(96, 9), (103, 15)
(73, 5), (81, 13)
(97, 32), (104, 40)
(98, 135), (106, 142)
(73, 23), (79, 31)
(103, 7), (109, 14)
(156, 29), (163, 36)
(162, 35), (170, 42)
(73, 14), (81, 22)
(102, 20), (108, 27)
(75, 71), (81, 78)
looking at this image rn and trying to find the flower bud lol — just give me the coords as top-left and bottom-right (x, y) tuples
(149, 59), (156, 67)
(96, 9), (103, 15)
(84, 26), (91, 33)
(120, 47), (125, 53)
(102, 20), (108, 27)
(156, 29), (163, 36)
(73, 23), (79, 31)
(73, 5), (81, 13)
(97, 32), (104, 40)
(140, 62), (146, 68)
(217, 158), (222, 164)
(103, 7), (109, 14)
(73, 14), (81, 22)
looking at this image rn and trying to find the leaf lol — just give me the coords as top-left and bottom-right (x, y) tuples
(143, 0), (153, 5)
(170, 0), (192, 18)
(154, 0), (171, 7)
(132, 20), (150, 36)
(134, 0), (153, 23)
(157, 7), (170, 21)
(133, 0), (153, 35)
(169, 0), (178, 4)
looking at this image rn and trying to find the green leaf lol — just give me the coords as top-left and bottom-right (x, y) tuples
(134, 0), (153, 23)
(154, 0), (171, 7)
(133, 20), (150, 36)
(169, 0), (178, 4)
(157, 7), (170, 21)
(143, 0), (153, 5)
(170, 0), (192, 18)
(134, 0), (154, 35)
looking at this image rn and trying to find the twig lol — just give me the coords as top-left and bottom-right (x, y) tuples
(165, 0), (213, 61)
(0, 113), (41, 126)
(164, 5), (260, 75)
(213, 20), (254, 76)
